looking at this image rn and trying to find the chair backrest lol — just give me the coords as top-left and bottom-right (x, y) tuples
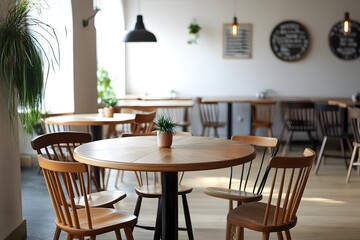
(37, 155), (94, 230)
(230, 135), (280, 195)
(131, 112), (156, 134)
(281, 101), (316, 130)
(315, 102), (345, 137)
(250, 101), (276, 125)
(196, 97), (221, 124)
(31, 131), (95, 193)
(156, 107), (190, 129)
(261, 148), (315, 226)
(348, 106), (360, 143)
(41, 112), (74, 133)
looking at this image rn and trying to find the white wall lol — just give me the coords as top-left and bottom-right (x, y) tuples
(123, 0), (360, 137)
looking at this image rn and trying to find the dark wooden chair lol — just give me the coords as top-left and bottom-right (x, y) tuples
(346, 106), (360, 182)
(314, 103), (353, 175)
(280, 101), (318, 155)
(250, 100), (276, 137)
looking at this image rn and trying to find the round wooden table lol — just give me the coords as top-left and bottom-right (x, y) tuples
(45, 113), (135, 140)
(74, 135), (256, 240)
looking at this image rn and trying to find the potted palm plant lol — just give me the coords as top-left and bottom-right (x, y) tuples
(102, 97), (117, 117)
(155, 115), (176, 148)
(0, 0), (59, 134)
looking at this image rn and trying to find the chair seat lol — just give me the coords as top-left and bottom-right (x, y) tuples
(204, 187), (262, 203)
(135, 184), (193, 198)
(252, 121), (273, 128)
(59, 208), (137, 236)
(74, 190), (127, 208)
(204, 122), (226, 127)
(227, 202), (297, 233)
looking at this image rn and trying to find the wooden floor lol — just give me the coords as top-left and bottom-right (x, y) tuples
(23, 145), (360, 240)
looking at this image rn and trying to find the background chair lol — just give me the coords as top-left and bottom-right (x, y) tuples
(157, 107), (191, 132)
(121, 132), (194, 240)
(227, 148), (315, 240)
(204, 135), (279, 239)
(314, 102), (353, 175)
(37, 155), (137, 240)
(346, 106), (360, 182)
(40, 112), (74, 134)
(280, 101), (318, 155)
(31, 131), (126, 208)
(250, 100), (276, 137)
(196, 97), (225, 137)
(131, 111), (157, 134)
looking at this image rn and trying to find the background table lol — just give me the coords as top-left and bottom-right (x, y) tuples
(74, 135), (255, 240)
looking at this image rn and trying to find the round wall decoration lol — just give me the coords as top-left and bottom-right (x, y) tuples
(329, 20), (360, 60)
(270, 21), (310, 61)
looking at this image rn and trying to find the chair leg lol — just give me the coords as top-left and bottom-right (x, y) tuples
(124, 227), (134, 240)
(285, 230), (292, 240)
(277, 231), (284, 240)
(133, 196), (143, 231)
(340, 138), (348, 169)
(201, 126), (205, 136)
(214, 127), (219, 138)
(346, 146), (358, 182)
(282, 131), (293, 156)
(181, 194), (194, 240)
(262, 232), (270, 240)
(315, 136), (327, 175)
(53, 226), (61, 240)
(114, 229), (122, 240)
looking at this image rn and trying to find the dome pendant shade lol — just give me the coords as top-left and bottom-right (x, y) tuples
(123, 15), (157, 42)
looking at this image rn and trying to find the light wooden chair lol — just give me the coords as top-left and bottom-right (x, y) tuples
(346, 107), (360, 182)
(41, 112), (74, 133)
(280, 101), (318, 155)
(37, 155), (137, 240)
(314, 103), (353, 175)
(204, 135), (279, 239)
(196, 97), (225, 137)
(227, 148), (316, 240)
(250, 101), (276, 137)
(131, 111), (157, 134)
(121, 132), (194, 240)
(157, 107), (191, 132)
(31, 132), (127, 209)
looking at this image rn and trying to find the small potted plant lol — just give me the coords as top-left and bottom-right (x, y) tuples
(102, 98), (118, 117)
(187, 20), (201, 44)
(155, 115), (176, 148)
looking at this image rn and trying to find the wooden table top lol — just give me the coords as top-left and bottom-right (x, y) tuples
(45, 113), (135, 126)
(201, 96), (342, 104)
(116, 99), (194, 109)
(73, 136), (256, 172)
(328, 98), (360, 108)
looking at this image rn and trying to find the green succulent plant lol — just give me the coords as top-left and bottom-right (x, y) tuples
(155, 115), (177, 134)
(102, 98), (118, 108)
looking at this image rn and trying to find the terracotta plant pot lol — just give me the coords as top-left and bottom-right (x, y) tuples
(103, 107), (115, 117)
(157, 131), (173, 148)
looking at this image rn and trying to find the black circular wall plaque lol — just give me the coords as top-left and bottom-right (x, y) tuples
(270, 21), (310, 61)
(329, 20), (360, 60)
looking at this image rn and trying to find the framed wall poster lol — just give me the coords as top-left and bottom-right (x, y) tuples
(223, 23), (252, 59)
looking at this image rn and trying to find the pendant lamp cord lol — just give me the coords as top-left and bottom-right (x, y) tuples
(234, 0), (237, 17)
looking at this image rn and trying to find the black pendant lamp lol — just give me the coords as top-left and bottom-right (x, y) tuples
(123, 15), (157, 42)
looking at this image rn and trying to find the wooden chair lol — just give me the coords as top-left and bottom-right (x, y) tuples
(346, 107), (360, 182)
(131, 111), (157, 134)
(227, 148), (316, 240)
(280, 101), (318, 155)
(31, 132), (127, 208)
(196, 97), (225, 137)
(204, 135), (279, 239)
(121, 132), (194, 240)
(314, 103), (353, 175)
(157, 107), (191, 132)
(250, 100), (276, 137)
(37, 155), (137, 240)
(41, 112), (74, 133)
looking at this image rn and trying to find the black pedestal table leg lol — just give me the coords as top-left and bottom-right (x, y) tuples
(90, 125), (102, 189)
(227, 102), (232, 139)
(161, 172), (178, 240)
